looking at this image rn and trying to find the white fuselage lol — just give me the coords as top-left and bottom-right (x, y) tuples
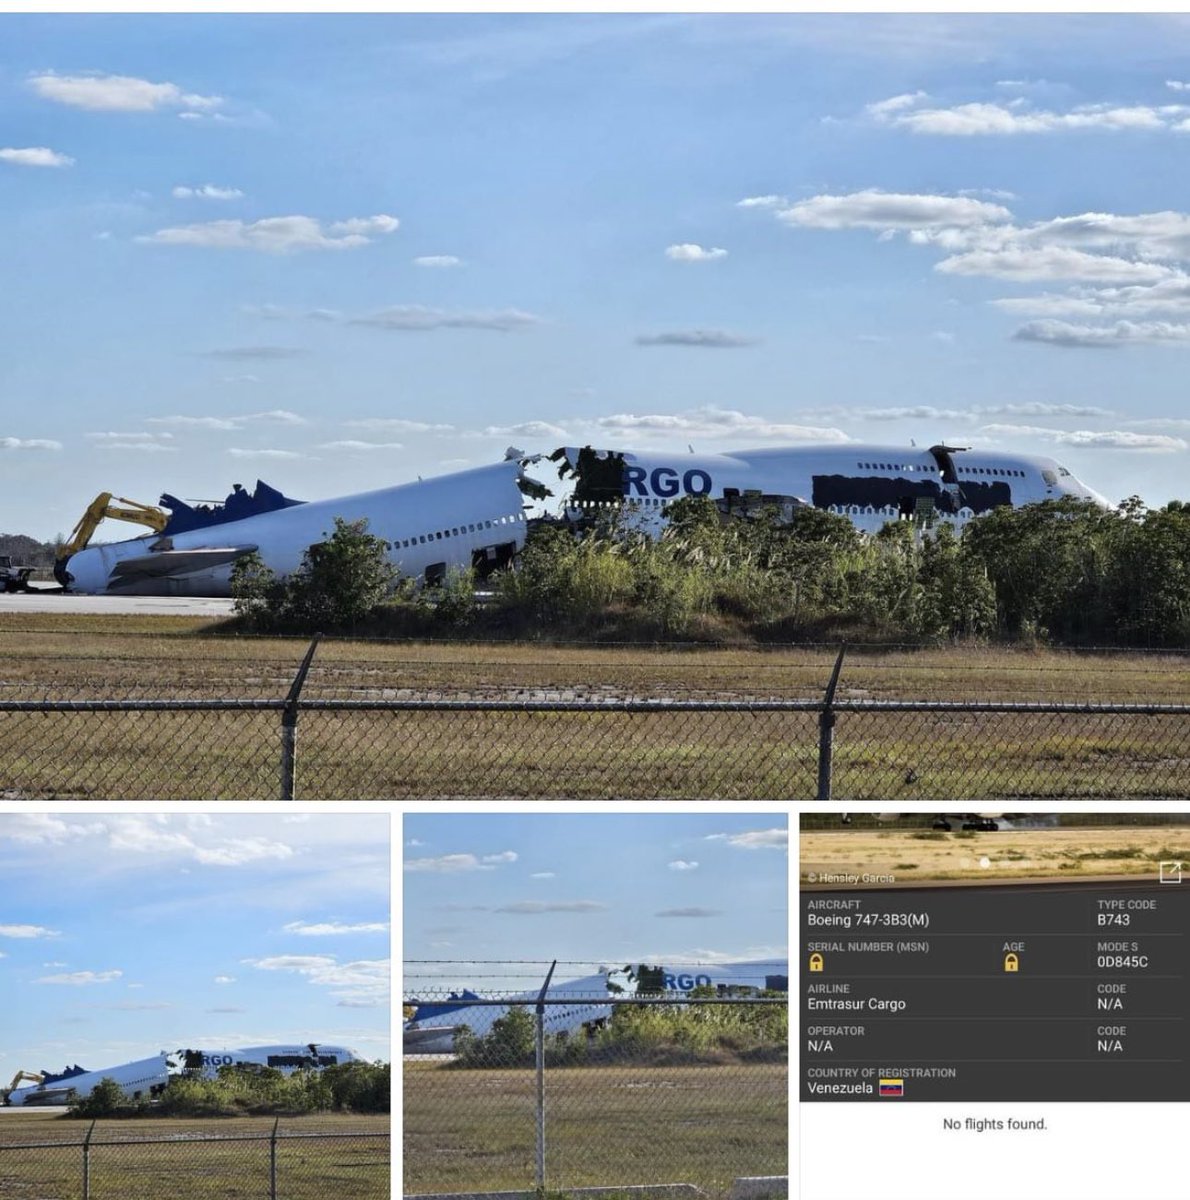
(559, 443), (1108, 535)
(404, 960), (788, 1055)
(59, 443), (1109, 596)
(6, 1043), (361, 1105)
(62, 461), (531, 596)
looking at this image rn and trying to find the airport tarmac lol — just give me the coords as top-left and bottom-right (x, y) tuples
(0, 592), (235, 617)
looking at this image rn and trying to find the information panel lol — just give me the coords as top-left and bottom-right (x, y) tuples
(800, 817), (1188, 1104)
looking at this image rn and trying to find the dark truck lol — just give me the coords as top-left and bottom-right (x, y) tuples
(0, 554), (35, 592)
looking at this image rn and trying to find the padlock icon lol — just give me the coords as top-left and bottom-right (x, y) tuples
(1004, 952), (1020, 973)
(809, 953), (824, 973)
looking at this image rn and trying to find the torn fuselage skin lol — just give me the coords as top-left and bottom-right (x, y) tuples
(544, 442), (1105, 537)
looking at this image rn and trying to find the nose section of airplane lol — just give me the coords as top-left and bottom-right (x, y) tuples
(57, 545), (111, 593)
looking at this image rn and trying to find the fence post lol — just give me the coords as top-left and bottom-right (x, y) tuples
(279, 634), (321, 801)
(534, 959), (557, 1195)
(82, 1119), (96, 1200)
(817, 643), (847, 801)
(270, 1116), (279, 1200)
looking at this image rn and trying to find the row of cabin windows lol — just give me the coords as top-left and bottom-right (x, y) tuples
(858, 461), (1026, 479)
(857, 461), (937, 472)
(393, 513), (522, 551)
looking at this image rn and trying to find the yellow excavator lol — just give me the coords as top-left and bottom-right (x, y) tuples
(55, 493), (168, 583)
(54, 493), (171, 589)
(2, 1070), (45, 1103)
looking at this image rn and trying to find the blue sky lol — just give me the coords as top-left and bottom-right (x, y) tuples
(0, 812), (390, 1076)
(403, 812), (788, 996)
(5, 14), (1190, 540)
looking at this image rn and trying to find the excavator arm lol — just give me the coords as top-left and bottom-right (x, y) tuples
(58, 493), (168, 562)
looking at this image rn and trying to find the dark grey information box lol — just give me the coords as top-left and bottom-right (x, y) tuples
(801, 879), (1187, 1101)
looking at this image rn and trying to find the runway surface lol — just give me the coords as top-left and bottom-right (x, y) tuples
(0, 592), (235, 617)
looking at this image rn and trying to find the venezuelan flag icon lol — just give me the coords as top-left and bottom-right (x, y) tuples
(879, 1078), (904, 1097)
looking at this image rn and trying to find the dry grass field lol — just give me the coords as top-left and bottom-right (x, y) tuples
(403, 1060), (787, 1197)
(1, 614), (1186, 798)
(0, 1111), (389, 1200)
(2, 613), (1186, 701)
(800, 825), (1190, 884)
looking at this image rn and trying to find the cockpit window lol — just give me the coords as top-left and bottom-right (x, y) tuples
(1058, 466), (1071, 477)
(1042, 469), (1058, 486)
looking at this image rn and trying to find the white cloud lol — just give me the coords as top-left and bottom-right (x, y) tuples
(316, 440), (404, 451)
(865, 91), (1181, 136)
(149, 410), (307, 432)
(736, 194), (786, 209)
(349, 305), (541, 332)
(530, 871), (556, 879)
(0, 146), (74, 168)
(1018, 211), (1190, 262)
(0, 814), (98, 843)
(864, 90), (927, 118)
(247, 409), (307, 425)
(1168, 81), (1190, 92)
(665, 243), (728, 262)
(772, 190), (1190, 348)
(668, 860), (699, 871)
(37, 969), (122, 986)
(172, 184), (244, 200)
(405, 853), (488, 873)
(635, 330), (759, 348)
(193, 837), (294, 866)
(482, 851), (518, 864)
(0, 923), (60, 938)
(937, 246), (1175, 285)
(779, 190), (1012, 231)
(413, 255), (463, 267)
(709, 828), (788, 851)
(244, 954), (388, 1007)
(283, 920), (389, 936)
(30, 72), (221, 113)
(979, 423), (1187, 451)
(1, 438), (62, 451)
(346, 418), (456, 434)
(214, 975), (236, 984)
(472, 421), (569, 439)
(98, 441), (177, 453)
(86, 431), (174, 441)
(227, 448), (307, 460)
(594, 406), (849, 443)
(329, 215), (400, 236)
(1013, 319), (1190, 348)
(137, 214), (398, 253)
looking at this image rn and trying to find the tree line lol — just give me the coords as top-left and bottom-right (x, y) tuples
(230, 497), (1190, 648)
(447, 990), (787, 1070)
(66, 1061), (390, 1118)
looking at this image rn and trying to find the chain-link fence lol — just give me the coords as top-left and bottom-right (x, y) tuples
(403, 970), (787, 1198)
(0, 1118), (389, 1199)
(2, 636), (1186, 799)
